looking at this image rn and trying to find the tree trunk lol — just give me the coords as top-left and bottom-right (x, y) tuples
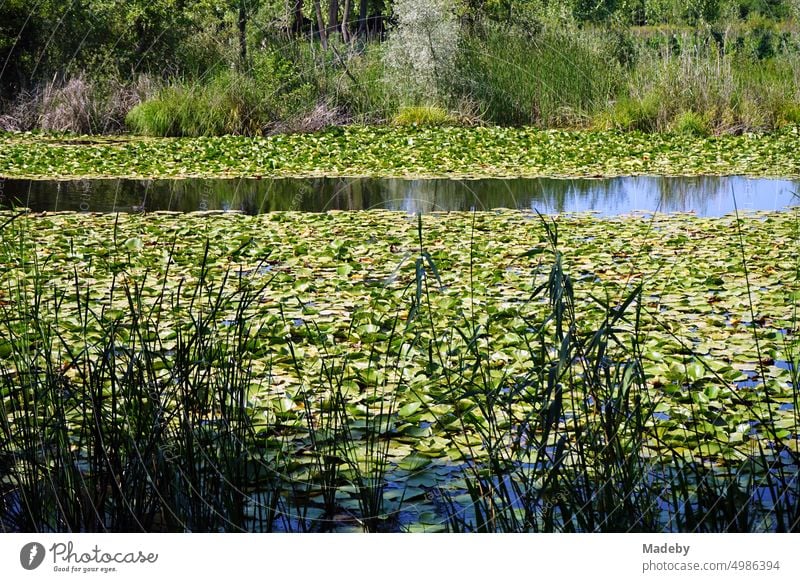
(341, 0), (350, 42)
(238, 1), (247, 68)
(313, 0), (328, 49)
(292, 0), (304, 35)
(357, 0), (367, 38)
(328, 0), (339, 35)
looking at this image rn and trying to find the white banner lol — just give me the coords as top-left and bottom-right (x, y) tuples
(1, 534), (797, 582)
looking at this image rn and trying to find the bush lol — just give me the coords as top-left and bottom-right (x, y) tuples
(324, 43), (401, 123)
(126, 73), (267, 137)
(643, 0), (722, 24)
(383, 0), (460, 104)
(738, 14), (780, 59)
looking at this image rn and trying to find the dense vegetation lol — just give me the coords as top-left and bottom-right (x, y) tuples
(2, 126), (800, 179)
(2, 208), (799, 531)
(1, 0), (800, 136)
(2, 0), (799, 537)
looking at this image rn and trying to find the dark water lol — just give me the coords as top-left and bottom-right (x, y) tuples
(1, 175), (799, 216)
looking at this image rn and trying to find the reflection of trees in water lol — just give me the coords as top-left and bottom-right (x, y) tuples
(653, 176), (724, 214)
(312, 177), (631, 213)
(527, 178), (627, 213)
(7, 176), (800, 216)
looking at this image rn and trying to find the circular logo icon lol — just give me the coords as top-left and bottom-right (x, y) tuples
(20, 542), (46, 570)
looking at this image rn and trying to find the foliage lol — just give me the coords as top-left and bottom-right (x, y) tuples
(600, 94), (661, 131)
(392, 105), (456, 125)
(1, 208), (798, 531)
(598, 34), (800, 133)
(0, 0), (211, 96)
(3, 126), (800, 180)
(450, 25), (623, 126)
(125, 55), (319, 137)
(126, 73), (265, 137)
(334, 44), (401, 123)
(671, 110), (712, 135)
(384, 0), (460, 104)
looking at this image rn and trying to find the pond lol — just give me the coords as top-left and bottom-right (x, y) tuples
(2, 175), (799, 216)
(2, 183), (800, 532)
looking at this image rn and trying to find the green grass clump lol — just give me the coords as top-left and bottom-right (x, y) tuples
(392, 105), (456, 126)
(125, 86), (187, 136)
(779, 102), (800, 126)
(125, 52), (320, 137)
(671, 110), (712, 136)
(126, 72), (268, 137)
(600, 94), (661, 132)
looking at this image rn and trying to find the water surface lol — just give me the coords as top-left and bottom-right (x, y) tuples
(2, 175), (798, 216)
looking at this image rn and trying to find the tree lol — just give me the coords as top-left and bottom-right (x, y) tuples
(329, 0), (340, 33)
(313, 0), (329, 47)
(384, 0), (459, 103)
(292, 0), (305, 34)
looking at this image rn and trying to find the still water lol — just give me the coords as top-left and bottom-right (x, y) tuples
(2, 175), (798, 216)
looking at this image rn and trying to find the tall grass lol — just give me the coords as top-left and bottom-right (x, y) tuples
(285, 312), (405, 532)
(403, 214), (663, 531)
(0, 73), (157, 134)
(125, 72), (272, 137)
(450, 25), (623, 126)
(1, 209), (798, 532)
(0, 217), (285, 532)
(403, 212), (800, 532)
(600, 34), (800, 133)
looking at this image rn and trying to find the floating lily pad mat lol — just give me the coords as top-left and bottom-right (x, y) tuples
(1, 208), (799, 530)
(2, 175), (799, 216)
(3, 126), (800, 180)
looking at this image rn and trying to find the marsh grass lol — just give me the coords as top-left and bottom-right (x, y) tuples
(0, 218), (285, 532)
(393, 106), (458, 127)
(0, 209), (798, 532)
(285, 312), (403, 532)
(125, 72), (270, 137)
(405, 212), (800, 532)
(600, 33), (800, 133)
(407, 215), (666, 531)
(450, 26), (622, 127)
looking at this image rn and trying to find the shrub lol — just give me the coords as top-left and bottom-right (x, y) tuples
(383, 0), (460, 104)
(739, 14), (779, 59)
(322, 43), (401, 123)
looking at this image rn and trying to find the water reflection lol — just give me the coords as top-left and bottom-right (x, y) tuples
(1, 175), (798, 217)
